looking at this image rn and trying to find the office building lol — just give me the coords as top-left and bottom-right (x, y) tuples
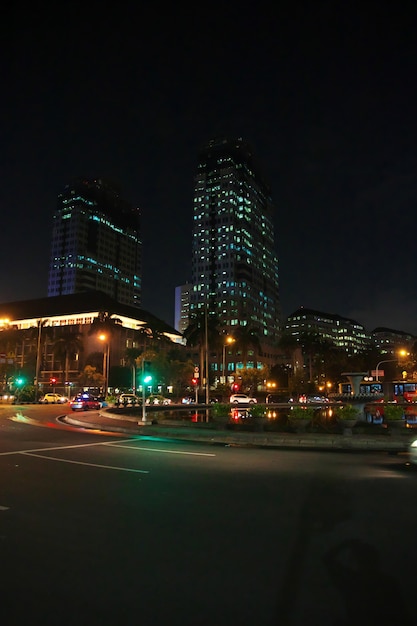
(0, 291), (183, 394)
(47, 178), (142, 308)
(174, 283), (192, 334)
(190, 137), (280, 345)
(371, 327), (415, 354)
(284, 307), (371, 354)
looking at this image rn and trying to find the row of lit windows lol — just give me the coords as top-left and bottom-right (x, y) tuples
(56, 207), (140, 244)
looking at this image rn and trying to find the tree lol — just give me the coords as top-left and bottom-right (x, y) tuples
(299, 331), (324, 383)
(52, 331), (83, 387)
(77, 365), (103, 390)
(233, 326), (261, 369)
(88, 311), (122, 342)
(85, 351), (106, 372)
(237, 365), (269, 394)
(183, 311), (220, 388)
(124, 347), (143, 391)
(136, 321), (172, 351)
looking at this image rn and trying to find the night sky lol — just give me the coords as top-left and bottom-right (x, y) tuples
(2, 2), (417, 334)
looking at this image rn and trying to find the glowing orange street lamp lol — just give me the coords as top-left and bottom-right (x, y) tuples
(99, 334), (109, 396)
(222, 336), (235, 384)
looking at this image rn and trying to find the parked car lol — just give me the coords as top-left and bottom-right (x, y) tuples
(229, 393), (257, 404)
(266, 394), (294, 404)
(181, 396), (195, 404)
(70, 393), (101, 411)
(145, 395), (171, 405)
(39, 393), (68, 404)
(116, 394), (140, 407)
(298, 394), (329, 404)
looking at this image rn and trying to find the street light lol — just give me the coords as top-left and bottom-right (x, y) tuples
(204, 303), (209, 404)
(34, 318), (48, 402)
(374, 350), (409, 382)
(141, 360), (152, 423)
(99, 334), (109, 396)
(222, 336), (235, 384)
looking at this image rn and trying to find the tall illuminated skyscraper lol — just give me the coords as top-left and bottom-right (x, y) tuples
(191, 137), (280, 342)
(47, 178), (142, 307)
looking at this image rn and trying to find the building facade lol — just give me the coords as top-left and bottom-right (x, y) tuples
(0, 292), (183, 396)
(47, 178), (142, 308)
(190, 137), (280, 347)
(284, 307), (371, 355)
(371, 327), (415, 354)
(174, 283), (192, 335)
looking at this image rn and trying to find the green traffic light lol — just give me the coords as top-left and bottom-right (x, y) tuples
(16, 377), (24, 386)
(143, 375), (152, 383)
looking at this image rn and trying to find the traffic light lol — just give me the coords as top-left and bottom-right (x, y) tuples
(191, 377), (198, 386)
(50, 377), (57, 385)
(143, 361), (152, 384)
(231, 383), (240, 392)
(15, 376), (25, 387)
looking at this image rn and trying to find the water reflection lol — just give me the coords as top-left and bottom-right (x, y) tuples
(156, 408), (212, 423)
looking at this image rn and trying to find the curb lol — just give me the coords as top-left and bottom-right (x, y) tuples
(62, 413), (415, 453)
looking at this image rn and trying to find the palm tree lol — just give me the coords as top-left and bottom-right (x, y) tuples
(88, 311), (122, 337)
(233, 325), (261, 369)
(52, 331), (84, 390)
(124, 347), (143, 391)
(88, 311), (122, 392)
(136, 321), (172, 351)
(183, 311), (220, 389)
(299, 331), (323, 383)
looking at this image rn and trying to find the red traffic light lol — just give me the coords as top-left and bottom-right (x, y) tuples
(192, 378), (198, 385)
(50, 377), (57, 384)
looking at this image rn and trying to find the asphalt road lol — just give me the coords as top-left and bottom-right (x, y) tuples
(0, 404), (415, 626)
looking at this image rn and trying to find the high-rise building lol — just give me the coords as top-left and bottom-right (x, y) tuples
(284, 307), (371, 355)
(190, 137), (280, 343)
(174, 283), (192, 334)
(47, 178), (142, 307)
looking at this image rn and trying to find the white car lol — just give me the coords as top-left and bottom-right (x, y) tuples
(145, 395), (172, 405)
(116, 394), (140, 407)
(229, 393), (257, 404)
(39, 393), (68, 404)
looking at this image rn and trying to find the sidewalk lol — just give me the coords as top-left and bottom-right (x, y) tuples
(63, 409), (417, 453)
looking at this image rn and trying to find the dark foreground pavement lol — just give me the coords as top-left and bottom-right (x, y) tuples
(63, 409), (417, 453)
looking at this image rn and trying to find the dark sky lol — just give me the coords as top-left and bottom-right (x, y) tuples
(2, 2), (417, 334)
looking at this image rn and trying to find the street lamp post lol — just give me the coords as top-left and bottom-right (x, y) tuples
(142, 359), (146, 422)
(222, 336), (235, 385)
(99, 334), (109, 396)
(374, 352), (408, 382)
(375, 359), (397, 382)
(34, 318), (48, 402)
(141, 360), (152, 423)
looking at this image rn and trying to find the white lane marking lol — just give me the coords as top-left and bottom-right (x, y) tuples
(0, 505), (9, 511)
(0, 439), (134, 456)
(22, 452), (149, 473)
(106, 443), (216, 457)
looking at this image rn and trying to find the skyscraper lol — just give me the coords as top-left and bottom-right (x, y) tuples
(190, 137), (280, 343)
(174, 283), (192, 334)
(47, 178), (142, 307)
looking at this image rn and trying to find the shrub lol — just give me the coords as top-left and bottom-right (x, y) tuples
(249, 404), (267, 418)
(383, 403), (404, 420)
(334, 404), (362, 421)
(211, 403), (230, 418)
(289, 405), (316, 420)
